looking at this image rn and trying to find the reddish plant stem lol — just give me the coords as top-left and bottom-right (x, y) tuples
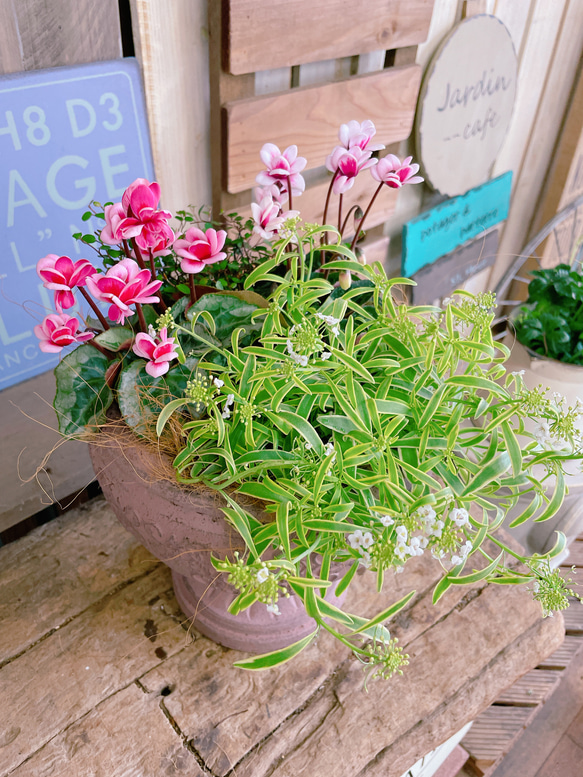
(340, 204), (362, 239)
(337, 193), (343, 233)
(135, 302), (147, 333)
(350, 182), (384, 251)
(132, 239), (146, 270)
(287, 178), (293, 212)
(189, 273), (197, 306)
(78, 287), (110, 330)
(321, 170), (339, 229)
(122, 239), (132, 259)
(148, 250), (167, 311)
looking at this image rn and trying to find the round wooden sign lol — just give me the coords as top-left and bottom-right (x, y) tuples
(415, 15), (517, 196)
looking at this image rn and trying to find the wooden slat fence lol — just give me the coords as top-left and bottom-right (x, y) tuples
(210, 0), (432, 238)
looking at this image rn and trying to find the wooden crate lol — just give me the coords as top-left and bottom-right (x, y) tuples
(209, 0), (432, 232)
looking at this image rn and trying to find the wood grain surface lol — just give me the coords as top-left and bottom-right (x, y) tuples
(227, 0), (433, 75)
(0, 498), (565, 776)
(0, 0), (121, 74)
(225, 65), (421, 193)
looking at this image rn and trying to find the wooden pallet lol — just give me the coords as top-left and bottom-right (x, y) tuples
(209, 0), (432, 232)
(0, 498), (565, 777)
(460, 544), (583, 776)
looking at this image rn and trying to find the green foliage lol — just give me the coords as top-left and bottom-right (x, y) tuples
(150, 221), (583, 671)
(514, 264), (583, 364)
(117, 356), (201, 437)
(54, 345), (113, 436)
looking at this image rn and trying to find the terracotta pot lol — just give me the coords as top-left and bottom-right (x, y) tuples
(89, 424), (344, 653)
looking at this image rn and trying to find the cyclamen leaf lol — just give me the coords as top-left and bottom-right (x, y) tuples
(54, 345), (113, 436)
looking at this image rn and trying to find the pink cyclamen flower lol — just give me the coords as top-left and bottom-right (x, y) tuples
(86, 258), (162, 324)
(256, 143), (306, 196)
(253, 184), (285, 205)
(173, 227), (227, 274)
(371, 155), (424, 188)
(100, 202), (127, 245)
(101, 178), (174, 253)
(338, 120), (385, 153)
(132, 327), (179, 377)
(251, 195), (299, 240)
(325, 146), (377, 194)
(34, 312), (94, 353)
(36, 254), (96, 310)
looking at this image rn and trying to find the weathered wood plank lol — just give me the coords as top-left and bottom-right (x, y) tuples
(495, 669), (560, 706)
(462, 706), (534, 774)
(137, 553), (460, 776)
(491, 0), (583, 288)
(7, 682), (204, 777)
(563, 598), (583, 634)
(564, 540), (583, 568)
(0, 371), (95, 535)
(208, 0), (256, 219)
(129, 0), (212, 215)
(227, 0), (433, 75)
(136, 547), (562, 777)
(0, 496), (159, 664)
(0, 564), (189, 774)
(258, 597), (562, 777)
(537, 634), (583, 670)
(225, 65), (421, 192)
(0, 0), (121, 74)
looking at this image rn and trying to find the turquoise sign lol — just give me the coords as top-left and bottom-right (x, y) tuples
(402, 171), (512, 277)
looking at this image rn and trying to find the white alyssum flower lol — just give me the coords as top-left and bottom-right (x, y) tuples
(266, 603), (281, 616)
(395, 525), (408, 542)
(256, 566), (270, 584)
(324, 441), (336, 461)
(213, 377), (225, 389)
(451, 540), (473, 566)
(430, 520), (444, 539)
(379, 514), (394, 527)
(407, 536), (424, 557)
(286, 339), (309, 367)
(416, 505), (436, 523)
(321, 351), (332, 360)
(534, 421), (554, 448)
(450, 507), (470, 528)
(222, 393), (235, 419)
(316, 313), (341, 327)
(347, 529), (374, 550)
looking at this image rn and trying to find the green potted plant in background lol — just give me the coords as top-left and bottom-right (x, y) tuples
(503, 264), (583, 561)
(32, 121), (582, 682)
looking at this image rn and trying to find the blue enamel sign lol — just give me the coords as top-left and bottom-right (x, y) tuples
(402, 171), (512, 277)
(0, 59), (154, 390)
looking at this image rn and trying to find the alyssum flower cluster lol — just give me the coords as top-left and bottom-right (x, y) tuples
(34, 119), (582, 680)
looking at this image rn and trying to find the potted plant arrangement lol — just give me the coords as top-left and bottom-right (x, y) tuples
(33, 120), (582, 681)
(503, 264), (583, 558)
